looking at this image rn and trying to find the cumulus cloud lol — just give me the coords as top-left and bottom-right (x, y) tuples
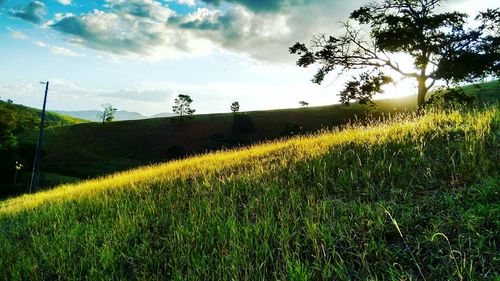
(178, 0), (196, 7)
(11, 0), (46, 24)
(57, 0), (72, 5)
(45, 0), (488, 63)
(200, 0), (302, 13)
(172, 1), (359, 62)
(50, 0), (214, 59)
(47, 0), (359, 62)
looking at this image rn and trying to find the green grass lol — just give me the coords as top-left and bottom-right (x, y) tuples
(9, 81), (495, 189)
(30, 95), (419, 183)
(0, 106), (498, 280)
(0, 101), (87, 135)
(22, 81), (498, 187)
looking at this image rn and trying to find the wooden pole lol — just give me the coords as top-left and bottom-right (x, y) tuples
(29, 81), (49, 193)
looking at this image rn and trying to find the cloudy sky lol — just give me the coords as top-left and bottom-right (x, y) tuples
(0, 0), (496, 115)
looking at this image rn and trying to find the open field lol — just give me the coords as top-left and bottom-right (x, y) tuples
(1, 106), (498, 279)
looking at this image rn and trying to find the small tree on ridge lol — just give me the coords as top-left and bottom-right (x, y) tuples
(97, 104), (117, 124)
(230, 101), (240, 113)
(173, 94), (195, 118)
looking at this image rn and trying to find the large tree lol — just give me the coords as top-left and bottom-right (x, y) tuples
(290, 0), (499, 109)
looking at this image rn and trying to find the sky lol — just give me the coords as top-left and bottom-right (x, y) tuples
(0, 0), (497, 116)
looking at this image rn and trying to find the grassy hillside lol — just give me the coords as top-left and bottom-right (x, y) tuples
(461, 80), (499, 105)
(34, 81), (499, 187)
(31, 96), (418, 183)
(1, 106), (498, 279)
(0, 101), (87, 134)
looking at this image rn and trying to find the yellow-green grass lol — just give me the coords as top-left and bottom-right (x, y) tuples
(0, 107), (498, 280)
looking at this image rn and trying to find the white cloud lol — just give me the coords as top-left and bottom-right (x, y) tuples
(8, 29), (28, 40)
(35, 41), (47, 47)
(178, 0), (196, 7)
(34, 40), (85, 57)
(46, 0), (499, 64)
(50, 1), (216, 60)
(57, 0), (72, 5)
(49, 46), (84, 57)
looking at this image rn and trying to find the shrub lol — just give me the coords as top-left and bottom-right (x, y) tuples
(166, 145), (187, 160)
(426, 87), (476, 110)
(232, 114), (254, 133)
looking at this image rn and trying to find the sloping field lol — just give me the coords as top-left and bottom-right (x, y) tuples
(0, 107), (498, 280)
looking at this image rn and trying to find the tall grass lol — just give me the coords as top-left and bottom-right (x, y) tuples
(0, 107), (498, 280)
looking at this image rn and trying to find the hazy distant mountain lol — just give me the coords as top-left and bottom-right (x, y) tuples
(52, 110), (148, 122)
(52, 110), (176, 122)
(151, 112), (176, 118)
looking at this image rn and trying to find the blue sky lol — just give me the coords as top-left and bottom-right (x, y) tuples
(0, 0), (497, 115)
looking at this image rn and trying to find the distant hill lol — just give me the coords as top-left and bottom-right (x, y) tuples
(151, 112), (177, 118)
(0, 101), (86, 134)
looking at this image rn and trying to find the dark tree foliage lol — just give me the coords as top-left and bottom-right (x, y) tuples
(0, 108), (18, 195)
(97, 104), (117, 124)
(339, 72), (393, 107)
(299, 101), (309, 107)
(0, 108), (17, 151)
(166, 145), (187, 160)
(230, 101), (240, 113)
(282, 122), (304, 136)
(290, 0), (499, 109)
(232, 114), (254, 133)
(173, 94), (196, 118)
(426, 87), (476, 109)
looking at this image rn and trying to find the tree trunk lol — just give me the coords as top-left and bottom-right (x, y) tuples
(417, 77), (427, 111)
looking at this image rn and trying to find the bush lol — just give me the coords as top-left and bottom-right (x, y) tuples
(426, 87), (476, 110)
(166, 145), (187, 160)
(232, 114), (254, 133)
(282, 122), (303, 136)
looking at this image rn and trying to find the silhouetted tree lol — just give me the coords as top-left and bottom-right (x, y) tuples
(97, 104), (117, 124)
(230, 101), (240, 113)
(173, 94), (195, 118)
(299, 101), (309, 107)
(290, 0), (499, 109)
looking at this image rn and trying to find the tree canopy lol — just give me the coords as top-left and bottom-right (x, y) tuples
(173, 94), (196, 118)
(97, 104), (117, 124)
(230, 101), (240, 113)
(290, 0), (499, 108)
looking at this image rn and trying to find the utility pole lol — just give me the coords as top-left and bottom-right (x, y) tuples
(30, 81), (49, 193)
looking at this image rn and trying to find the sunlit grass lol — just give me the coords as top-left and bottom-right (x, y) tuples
(0, 106), (498, 280)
